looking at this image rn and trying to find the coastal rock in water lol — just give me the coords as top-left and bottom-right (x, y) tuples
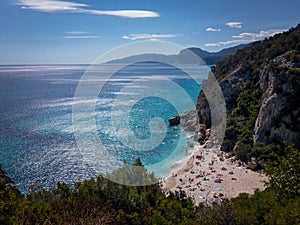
(0, 164), (20, 194)
(169, 115), (180, 126)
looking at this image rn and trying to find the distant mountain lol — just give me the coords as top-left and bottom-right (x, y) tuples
(107, 44), (250, 65)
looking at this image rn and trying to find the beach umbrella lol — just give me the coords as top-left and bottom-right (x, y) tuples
(199, 195), (205, 199)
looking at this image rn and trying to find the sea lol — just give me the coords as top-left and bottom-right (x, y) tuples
(0, 62), (209, 192)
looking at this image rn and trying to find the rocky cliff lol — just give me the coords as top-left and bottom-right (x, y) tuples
(254, 53), (300, 146)
(196, 24), (300, 162)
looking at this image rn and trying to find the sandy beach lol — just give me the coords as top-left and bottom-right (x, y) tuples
(162, 143), (268, 205)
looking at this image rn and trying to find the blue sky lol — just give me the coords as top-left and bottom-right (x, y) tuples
(0, 0), (299, 64)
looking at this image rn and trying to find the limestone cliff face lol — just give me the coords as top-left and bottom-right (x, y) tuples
(254, 54), (300, 146)
(196, 24), (300, 153)
(197, 52), (300, 149)
(196, 66), (250, 126)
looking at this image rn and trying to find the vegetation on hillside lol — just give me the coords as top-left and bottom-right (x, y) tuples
(214, 25), (300, 80)
(0, 142), (299, 224)
(197, 24), (300, 165)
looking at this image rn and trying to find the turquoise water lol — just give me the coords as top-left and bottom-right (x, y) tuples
(0, 63), (208, 191)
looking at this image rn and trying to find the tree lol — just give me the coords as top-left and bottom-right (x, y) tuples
(266, 143), (300, 199)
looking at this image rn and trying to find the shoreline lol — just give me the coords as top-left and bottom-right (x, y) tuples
(162, 141), (268, 205)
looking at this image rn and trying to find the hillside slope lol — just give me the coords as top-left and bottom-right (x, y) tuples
(196, 24), (300, 166)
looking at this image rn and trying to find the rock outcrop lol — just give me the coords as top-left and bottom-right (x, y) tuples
(194, 124), (208, 144)
(198, 54), (300, 147)
(168, 115), (181, 126)
(180, 110), (199, 131)
(168, 110), (199, 130)
(168, 111), (212, 145)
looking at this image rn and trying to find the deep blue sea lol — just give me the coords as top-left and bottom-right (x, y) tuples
(0, 63), (208, 192)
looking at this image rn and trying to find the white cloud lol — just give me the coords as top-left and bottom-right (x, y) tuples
(206, 27), (221, 32)
(205, 39), (249, 47)
(83, 9), (159, 18)
(232, 30), (284, 40)
(122, 34), (178, 41)
(205, 29), (286, 47)
(63, 35), (101, 39)
(19, 0), (88, 12)
(64, 31), (89, 35)
(18, 0), (160, 18)
(63, 31), (100, 39)
(226, 22), (242, 29)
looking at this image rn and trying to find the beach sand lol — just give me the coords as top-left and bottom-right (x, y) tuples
(162, 144), (268, 205)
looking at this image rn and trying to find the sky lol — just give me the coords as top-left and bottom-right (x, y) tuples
(0, 0), (300, 64)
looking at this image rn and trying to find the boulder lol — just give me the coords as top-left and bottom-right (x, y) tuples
(168, 115), (180, 126)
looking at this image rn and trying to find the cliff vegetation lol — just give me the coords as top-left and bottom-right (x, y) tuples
(196, 24), (300, 168)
